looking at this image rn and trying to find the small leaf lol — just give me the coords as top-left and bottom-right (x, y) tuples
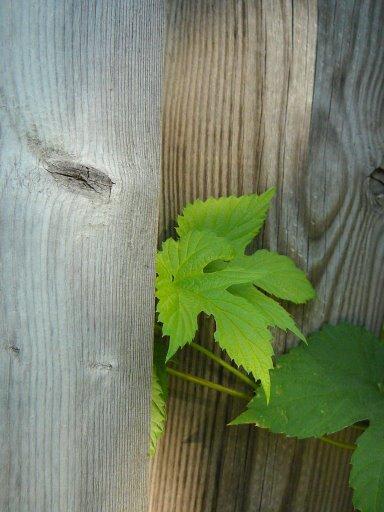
(232, 324), (384, 437)
(204, 289), (274, 396)
(150, 338), (169, 456)
(218, 251), (315, 303)
(229, 284), (305, 342)
(176, 188), (276, 256)
(156, 230), (234, 359)
(350, 422), (384, 512)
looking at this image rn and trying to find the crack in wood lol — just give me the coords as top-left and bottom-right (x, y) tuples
(89, 361), (114, 371)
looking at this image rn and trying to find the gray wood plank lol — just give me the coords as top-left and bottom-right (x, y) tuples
(151, 1), (384, 511)
(0, 2), (164, 511)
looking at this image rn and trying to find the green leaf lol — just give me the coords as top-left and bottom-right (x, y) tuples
(232, 323), (384, 511)
(156, 194), (315, 399)
(216, 251), (315, 303)
(156, 229), (274, 396)
(351, 422), (384, 512)
(232, 324), (384, 437)
(150, 338), (169, 457)
(176, 188), (276, 256)
(156, 230), (234, 358)
(204, 289), (274, 395)
(229, 284), (305, 342)
(150, 374), (166, 457)
(183, 251), (314, 304)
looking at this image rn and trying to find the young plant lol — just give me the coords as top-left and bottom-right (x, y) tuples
(156, 188), (314, 394)
(151, 188), (314, 452)
(150, 190), (383, 511)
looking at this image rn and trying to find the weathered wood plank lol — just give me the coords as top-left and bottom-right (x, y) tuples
(151, 1), (384, 511)
(0, 2), (163, 511)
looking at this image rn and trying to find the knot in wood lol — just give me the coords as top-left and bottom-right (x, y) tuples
(366, 168), (384, 212)
(45, 160), (114, 202)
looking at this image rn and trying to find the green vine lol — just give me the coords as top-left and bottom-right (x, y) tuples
(166, 366), (252, 401)
(150, 190), (384, 512)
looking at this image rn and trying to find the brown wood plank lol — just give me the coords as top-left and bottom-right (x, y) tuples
(0, 2), (163, 511)
(151, 1), (384, 511)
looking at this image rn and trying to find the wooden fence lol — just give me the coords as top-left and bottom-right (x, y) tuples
(1, 1), (383, 511)
(151, 1), (384, 511)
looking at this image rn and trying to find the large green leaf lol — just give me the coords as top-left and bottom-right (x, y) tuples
(150, 338), (169, 457)
(156, 229), (274, 396)
(232, 323), (384, 512)
(176, 188), (276, 256)
(157, 192), (314, 399)
(350, 422), (384, 512)
(232, 324), (384, 436)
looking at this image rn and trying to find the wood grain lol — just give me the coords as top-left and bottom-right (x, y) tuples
(151, 1), (384, 511)
(0, 2), (163, 511)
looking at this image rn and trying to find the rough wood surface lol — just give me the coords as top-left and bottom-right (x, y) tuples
(0, 2), (163, 511)
(151, 1), (384, 511)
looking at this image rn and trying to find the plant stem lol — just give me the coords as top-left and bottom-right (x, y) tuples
(166, 367), (252, 401)
(319, 436), (356, 451)
(155, 323), (257, 390)
(190, 341), (258, 390)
